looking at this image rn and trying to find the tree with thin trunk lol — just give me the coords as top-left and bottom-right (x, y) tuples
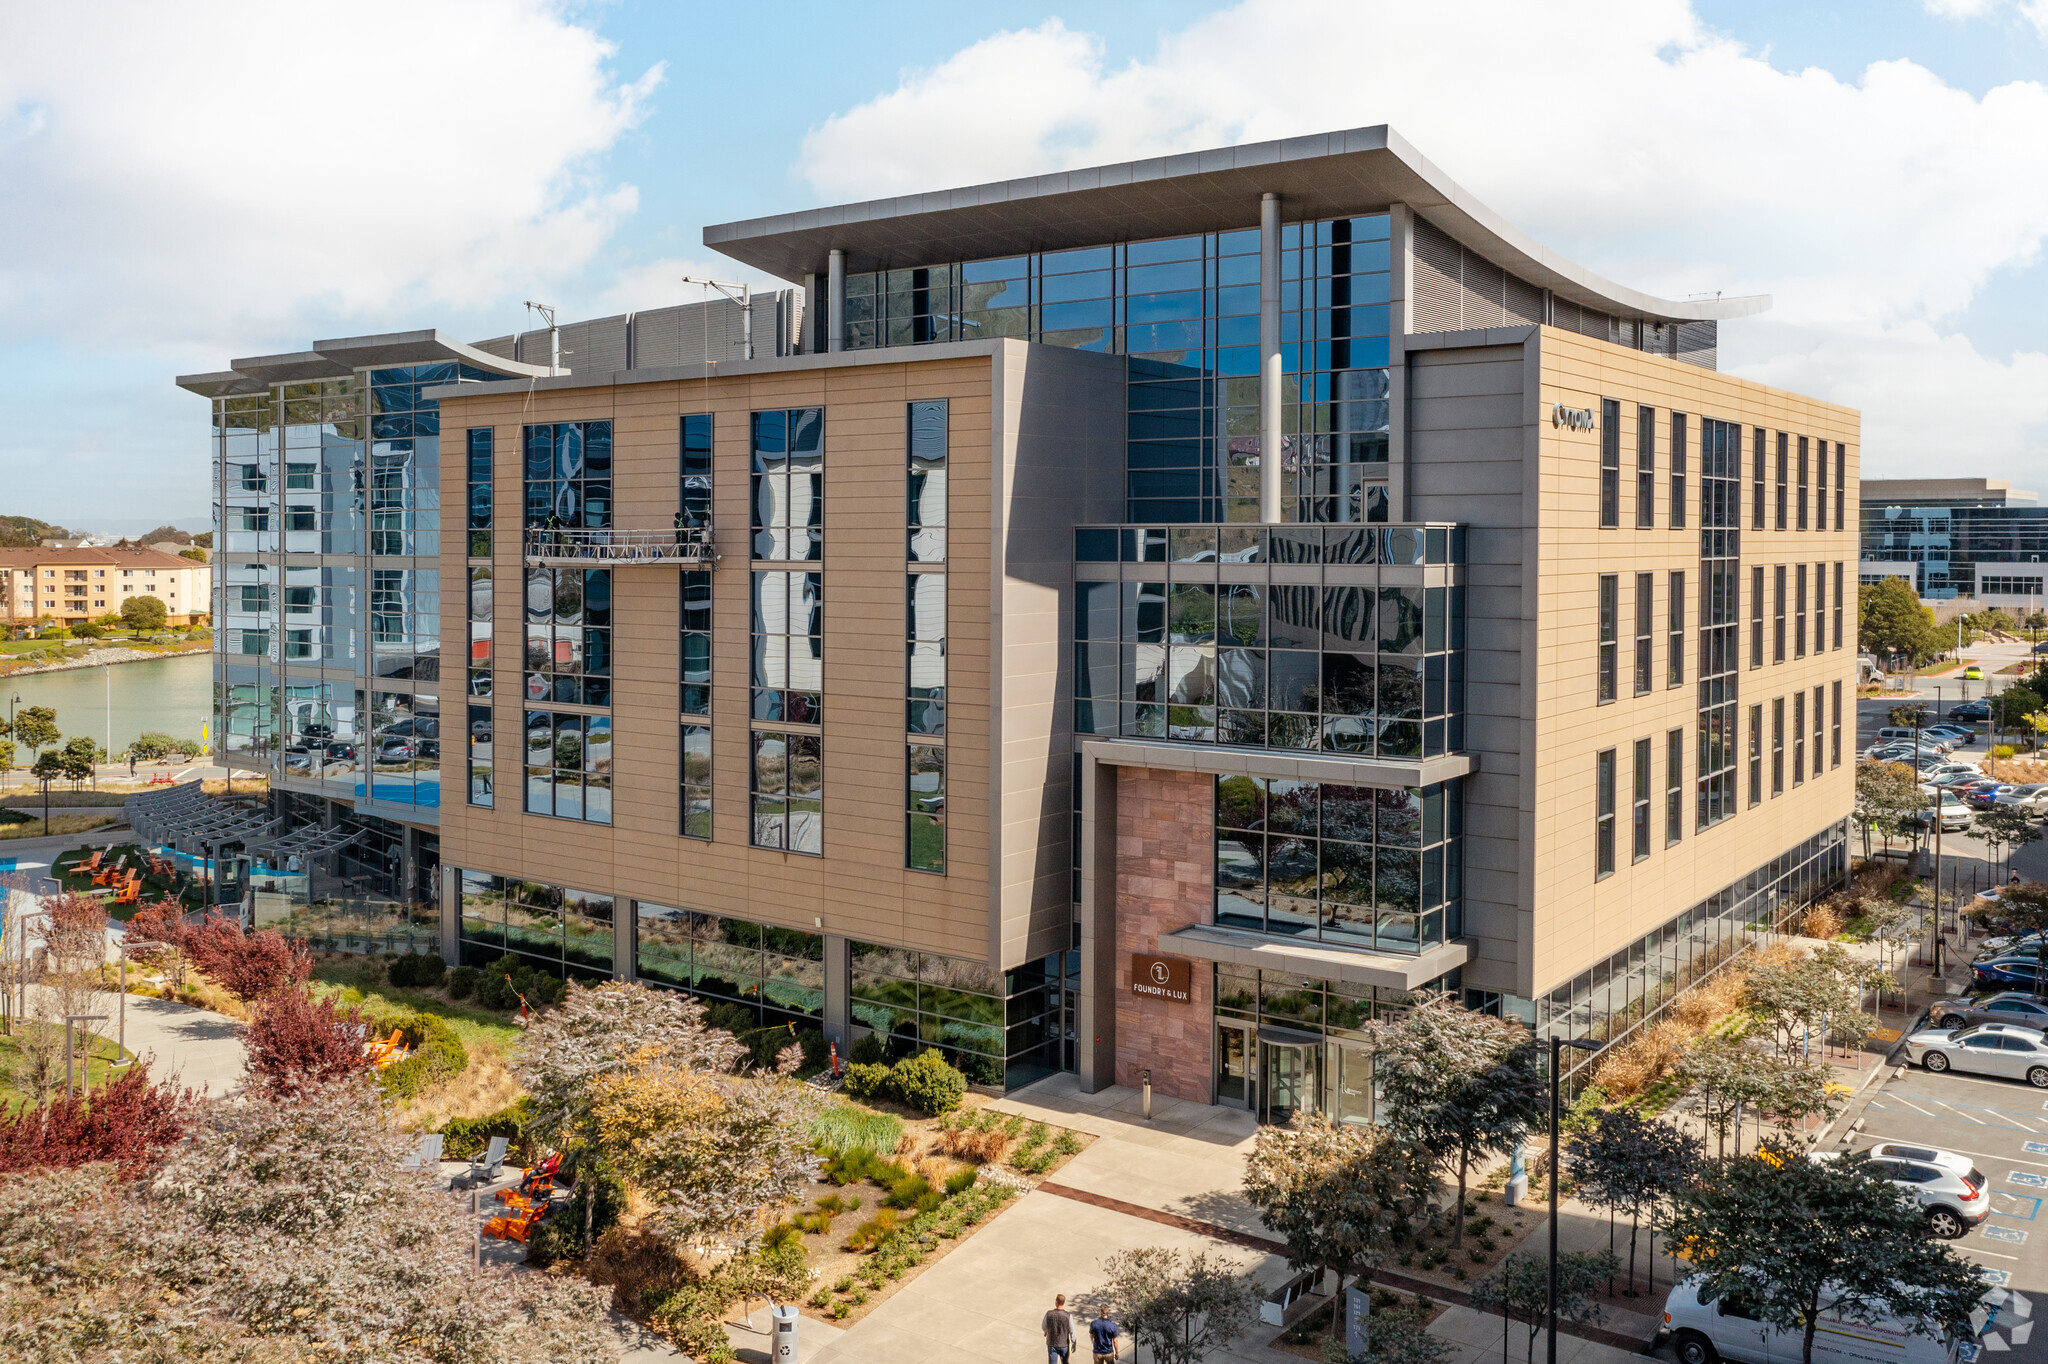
(1971, 882), (2048, 998)
(1096, 1247), (1260, 1364)
(1668, 1138), (1983, 1364)
(1855, 761), (1921, 859)
(1364, 995), (1546, 1250)
(1471, 1250), (1617, 1364)
(1566, 1106), (1697, 1296)
(1678, 1034), (1776, 1158)
(1241, 1116), (1438, 1348)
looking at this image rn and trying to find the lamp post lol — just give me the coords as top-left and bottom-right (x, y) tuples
(1548, 1034), (1605, 1364)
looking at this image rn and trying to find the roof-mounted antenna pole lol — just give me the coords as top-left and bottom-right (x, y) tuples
(523, 302), (559, 376)
(682, 277), (754, 361)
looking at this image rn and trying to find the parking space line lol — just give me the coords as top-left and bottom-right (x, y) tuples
(1867, 1102), (2047, 1137)
(1919, 1096), (2048, 1131)
(1989, 1194), (2042, 1221)
(1889, 1095), (1942, 1117)
(1856, 1133), (2048, 1169)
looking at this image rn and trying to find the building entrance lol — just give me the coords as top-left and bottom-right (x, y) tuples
(1216, 1020), (1255, 1109)
(1257, 1026), (1322, 1125)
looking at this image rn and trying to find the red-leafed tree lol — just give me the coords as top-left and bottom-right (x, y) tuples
(242, 986), (372, 1095)
(123, 901), (190, 954)
(0, 1064), (194, 1179)
(183, 913), (310, 1001)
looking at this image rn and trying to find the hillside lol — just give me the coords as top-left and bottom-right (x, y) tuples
(0, 515), (71, 548)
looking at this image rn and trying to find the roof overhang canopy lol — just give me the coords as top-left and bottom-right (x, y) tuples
(705, 125), (1766, 326)
(177, 328), (556, 396)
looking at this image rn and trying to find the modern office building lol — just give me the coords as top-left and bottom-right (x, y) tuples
(1859, 478), (2048, 610)
(183, 126), (1856, 1115)
(0, 546), (211, 628)
(175, 295), (797, 904)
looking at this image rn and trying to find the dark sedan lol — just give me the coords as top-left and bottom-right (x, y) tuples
(1972, 957), (2048, 989)
(1951, 700), (1993, 721)
(1933, 992), (2048, 1032)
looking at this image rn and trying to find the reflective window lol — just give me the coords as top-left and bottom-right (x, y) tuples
(908, 744), (944, 872)
(751, 730), (821, 854)
(636, 905), (824, 1020)
(681, 570), (711, 715)
(523, 421), (613, 530)
(523, 710), (612, 824)
(907, 400), (948, 872)
(751, 570), (821, 723)
(458, 872), (613, 978)
(525, 567), (610, 708)
(466, 427), (492, 558)
(1215, 775), (1461, 953)
(751, 408), (823, 561)
(680, 722), (711, 839)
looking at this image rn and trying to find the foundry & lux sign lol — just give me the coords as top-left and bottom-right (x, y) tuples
(1130, 953), (1192, 1003)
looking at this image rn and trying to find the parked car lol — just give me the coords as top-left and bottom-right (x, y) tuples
(1995, 784), (2048, 816)
(1906, 1021), (2048, 1084)
(1970, 956), (2048, 989)
(1909, 791), (1973, 832)
(283, 746), (314, 773)
(1934, 991), (2048, 1032)
(1923, 724), (1978, 746)
(1965, 665), (1986, 681)
(376, 737), (417, 763)
(1930, 770), (1986, 789)
(1810, 1144), (1990, 1238)
(1964, 782), (2016, 808)
(1951, 699), (1993, 721)
(1921, 762), (1982, 781)
(2035, 641), (2048, 655)
(1877, 726), (1951, 751)
(1661, 1275), (1981, 1364)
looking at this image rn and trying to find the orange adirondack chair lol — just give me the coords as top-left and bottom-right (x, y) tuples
(483, 1203), (548, 1243)
(76, 850), (104, 877)
(364, 1028), (410, 1068)
(111, 878), (142, 908)
(93, 857), (128, 888)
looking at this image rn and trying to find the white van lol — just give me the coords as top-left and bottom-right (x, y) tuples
(1661, 1276), (1972, 1364)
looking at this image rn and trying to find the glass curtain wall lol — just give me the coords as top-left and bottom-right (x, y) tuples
(635, 905), (825, 1023)
(1697, 418), (1741, 829)
(521, 421), (612, 825)
(1074, 524), (1463, 755)
(458, 871), (614, 978)
(838, 216), (1392, 524)
(907, 399), (946, 872)
(849, 943), (1066, 1088)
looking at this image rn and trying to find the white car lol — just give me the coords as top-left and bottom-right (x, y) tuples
(1661, 1275), (1985, 1364)
(1910, 791), (1973, 832)
(1994, 784), (2048, 815)
(1924, 724), (1977, 746)
(1810, 1143), (1990, 1238)
(1906, 1021), (2048, 1086)
(1922, 762), (1982, 782)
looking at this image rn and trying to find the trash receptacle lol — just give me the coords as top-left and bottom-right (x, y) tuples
(772, 1303), (799, 1364)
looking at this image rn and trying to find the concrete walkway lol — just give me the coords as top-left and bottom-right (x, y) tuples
(111, 991), (245, 1095)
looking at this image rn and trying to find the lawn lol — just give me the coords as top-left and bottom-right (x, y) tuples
(309, 956), (527, 1055)
(50, 843), (200, 912)
(0, 812), (120, 841)
(0, 1023), (133, 1112)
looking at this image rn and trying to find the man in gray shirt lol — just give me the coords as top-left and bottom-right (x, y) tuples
(1043, 1293), (1075, 1364)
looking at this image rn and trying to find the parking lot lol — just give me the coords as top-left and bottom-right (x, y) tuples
(1833, 1060), (2048, 1360)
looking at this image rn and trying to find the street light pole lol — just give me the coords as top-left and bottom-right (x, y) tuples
(1548, 1034), (1605, 1364)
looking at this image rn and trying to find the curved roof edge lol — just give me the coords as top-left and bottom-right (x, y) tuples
(176, 328), (558, 397)
(704, 124), (1767, 326)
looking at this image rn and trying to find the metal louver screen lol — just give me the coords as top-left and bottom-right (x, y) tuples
(559, 316), (628, 374)
(1504, 274), (1543, 326)
(631, 307), (685, 368)
(470, 336), (516, 362)
(1675, 320), (1718, 370)
(1412, 217), (1463, 332)
(1461, 254), (1507, 328)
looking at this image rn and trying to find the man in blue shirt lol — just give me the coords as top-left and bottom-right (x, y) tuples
(1089, 1309), (1120, 1362)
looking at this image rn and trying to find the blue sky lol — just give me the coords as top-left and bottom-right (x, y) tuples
(3, 0), (2047, 531)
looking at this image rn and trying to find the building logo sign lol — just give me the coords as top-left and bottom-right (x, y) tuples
(1130, 953), (1192, 1004)
(1552, 404), (1595, 431)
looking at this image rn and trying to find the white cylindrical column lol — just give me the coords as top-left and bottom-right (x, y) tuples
(827, 249), (846, 353)
(1259, 193), (1283, 523)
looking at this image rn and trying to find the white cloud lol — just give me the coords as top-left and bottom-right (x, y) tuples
(583, 256), (799, 319)
(798, 1), (2048, 486)
(0, 0), (662, 360)
(1923, 0), (2048, 37)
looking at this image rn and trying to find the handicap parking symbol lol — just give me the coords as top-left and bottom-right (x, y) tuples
(2011, 1171), (2048, 1188)
(1982, 1271), (2015, 1288)
(2023, 1142), (2048, 1155)
(1984, 1226), (2029, 1245)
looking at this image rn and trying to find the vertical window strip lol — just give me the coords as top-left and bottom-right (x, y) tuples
(1833, 561), (1844, 649)
(1795, 563), (1808, 658)
(1695, 419), (1740, 830)
(1633, 737), (1652, 862)
(1751, 428), (1767, 531)
(1600, 399), (1621, 528)
(1634, 572), (1653, 696)
(1813, 685), (1825, 778)
(1665, 727), (1683, 846)
(1598, 574), (1618, 703)
(1669, 413), (1688, 531)
(466, 426), (492, 559)
(751, 730), (822, 854)
(467, 561), (492, 808)
(1831, 681), (1843, 769)
(1775, 433), (1789, 530)
(1748, 703), (1763, 807)
(908, 399), (948, 872)
(681, 722), (710, 839)
(681, 571), (711, 715)
(1636, 406), (1655, 529)
(1750, 566), (1764, 668)
(1793, 691), (1806, 787)
(1774, 566), (1787, 663)
(1772, 697), (1785, 795)
(1667, 570), (1685, 687)
(1835, 446), (1847, 531)
(1596, 749), (1616, 880)
(1797, 436), (1810, 531)
(751, 407), (824, 562)
(1816, 440), (1828, 531)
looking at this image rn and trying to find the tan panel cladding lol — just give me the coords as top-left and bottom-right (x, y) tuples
(435, 356), (1001, 960)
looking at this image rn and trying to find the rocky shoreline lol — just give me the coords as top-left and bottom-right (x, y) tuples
(0, 644), (209, 677)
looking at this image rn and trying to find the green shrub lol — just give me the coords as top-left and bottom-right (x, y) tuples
(850, 1032), (889, 1066)
(387, 951), (447, 988)
(889, 1050), (965, 1115)
(842, 1062), (891, 1101)
(525, 1160), (626, 1267)
(473, 956), (566, 1012)
(800, 1028), (831, 1073)
(444, 965), (479, 1000)
(436, 1100), (532, 1161)
(943, 1168), (978, 1196)
(883, 1173), (931, 1208)
(373, 1010), (468, 1099)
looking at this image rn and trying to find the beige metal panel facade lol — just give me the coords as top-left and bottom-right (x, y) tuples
(435, 341), (1124, 971)
(1529, 326), (1859, 1002)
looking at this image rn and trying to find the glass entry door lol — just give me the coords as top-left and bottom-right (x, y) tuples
(1261, 1040), (1319, 1126)
(1215, 1020), (1255, 1109)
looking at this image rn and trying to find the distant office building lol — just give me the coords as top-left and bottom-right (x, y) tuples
(179, 126), (1856, 1112)
(0, 546), (211, 628)
(1859, 478), (2048, 608)
(175, 294), (797, 903)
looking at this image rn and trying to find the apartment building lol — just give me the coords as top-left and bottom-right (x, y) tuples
(184, 126), (1856, 1113)
(0, 546), (212, 628)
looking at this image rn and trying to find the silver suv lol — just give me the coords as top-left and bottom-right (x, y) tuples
(1811, 1143), (1989, 1238)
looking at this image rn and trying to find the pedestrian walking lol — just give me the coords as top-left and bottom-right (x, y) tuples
(1088, 1307), (1120, 1363)
(1043, 1294), (1075, 1364)
(128, 754), (137, 778)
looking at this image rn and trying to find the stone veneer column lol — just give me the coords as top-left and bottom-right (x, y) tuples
(1112, 767), (1216, 1103)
